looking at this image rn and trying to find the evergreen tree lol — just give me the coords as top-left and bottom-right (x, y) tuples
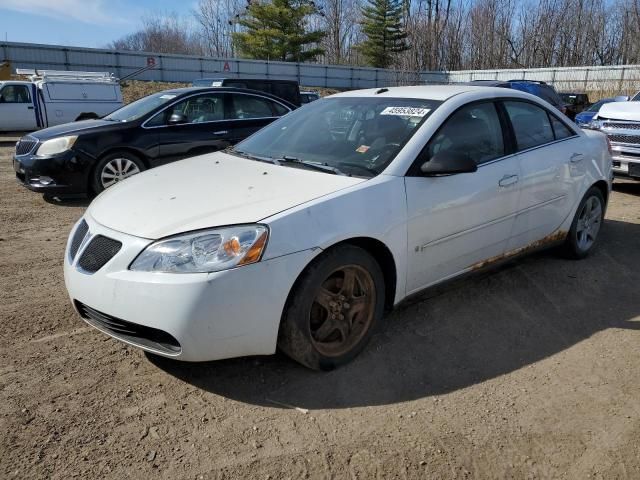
(232, 0), (325, 62)
(358, 0), (408, 68)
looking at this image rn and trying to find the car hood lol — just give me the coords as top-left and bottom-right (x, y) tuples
(596, 101), (640, 122)
(29, 119), (126, 140)
(88, 151), (366, 239)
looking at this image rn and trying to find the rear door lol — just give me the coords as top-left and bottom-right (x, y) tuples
(502, 100), (583, 251)
(148, 92), (233, 165)
(225, 92), (291, 142)
(404, 100), (522, 292)
(0, 84), (37, 131)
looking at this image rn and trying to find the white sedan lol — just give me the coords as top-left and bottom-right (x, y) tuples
(64, 86), (612, 370)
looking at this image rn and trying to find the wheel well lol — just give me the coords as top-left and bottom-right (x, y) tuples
(75, 112), (99, 121)
(592, 180), (609, 205)
(88, 148), (150, 194)
(328, 237), (397, 312)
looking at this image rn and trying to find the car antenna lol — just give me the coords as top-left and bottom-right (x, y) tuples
(375, 88), (389, 94)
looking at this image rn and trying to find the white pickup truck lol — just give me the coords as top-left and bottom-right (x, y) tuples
(0, 70), (123, 132)
(591, 99), (640, 180)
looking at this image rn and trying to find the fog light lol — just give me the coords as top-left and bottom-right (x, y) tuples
(32, 176), (54, 185)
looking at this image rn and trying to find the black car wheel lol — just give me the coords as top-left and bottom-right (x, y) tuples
(92, 152), (145, 193)
(278, 245), (385, 370)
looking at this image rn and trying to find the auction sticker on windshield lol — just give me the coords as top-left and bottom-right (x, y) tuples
(381, 106), (431, 117)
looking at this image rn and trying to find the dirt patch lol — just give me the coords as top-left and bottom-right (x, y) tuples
(1, 145), (639, 479)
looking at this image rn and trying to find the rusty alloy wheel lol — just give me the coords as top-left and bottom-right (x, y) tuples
(308, 265), (376, 357)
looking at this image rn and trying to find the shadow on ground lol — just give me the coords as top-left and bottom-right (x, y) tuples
(149, 219), (640, 409)
(613, 179), (640, 196)
(43, 194), (91, 207)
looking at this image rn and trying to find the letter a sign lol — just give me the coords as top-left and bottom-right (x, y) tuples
(223, 61), (231, 72)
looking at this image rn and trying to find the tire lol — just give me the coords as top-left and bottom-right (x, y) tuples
(92, 151), (145, 193)
(278, 245), (385, 370)
(560, 186), (605, 259)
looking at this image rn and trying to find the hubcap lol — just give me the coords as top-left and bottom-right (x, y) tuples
(576, 195), (602, 251)
(309, 265), (376, 357)
(101, 158), (141, 189)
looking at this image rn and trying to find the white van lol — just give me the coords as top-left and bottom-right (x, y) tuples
(0, 70), (123, 132)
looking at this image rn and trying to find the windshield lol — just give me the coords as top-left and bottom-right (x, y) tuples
(633, 92), (640, 101)
(233, 97), (441, 177)
(587, 99), (613, 112)
(104, 91), (179, 122)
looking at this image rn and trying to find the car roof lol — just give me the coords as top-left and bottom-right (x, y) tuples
(330, 85), (530, 101)
(154, 86), (297, 108)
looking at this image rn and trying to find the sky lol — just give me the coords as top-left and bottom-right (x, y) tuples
(0, 0), (194, 48)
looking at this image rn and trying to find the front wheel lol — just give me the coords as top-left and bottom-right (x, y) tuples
(92, 152), (145, 193)
(278, 245), (385, 370)
(560, 186), (605, 259)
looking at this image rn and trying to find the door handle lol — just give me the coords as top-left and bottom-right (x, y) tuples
(570, 153), (584, 163)
(212, 130), (229, 135)
(499, 174), (519, 187)
(27, 106), (34, 110)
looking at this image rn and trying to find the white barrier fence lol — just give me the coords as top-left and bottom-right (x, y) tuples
(2, 41), (639, 93)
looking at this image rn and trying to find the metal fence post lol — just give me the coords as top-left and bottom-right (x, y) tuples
(114, 51), (121, 79)
(63, 48), (70, 70)
(619, 67), (626, 93)
(584, 67), (589, 91)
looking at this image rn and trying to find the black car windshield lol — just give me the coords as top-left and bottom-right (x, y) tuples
(232, 97), (441, 177)
(104, 91), (180, 122)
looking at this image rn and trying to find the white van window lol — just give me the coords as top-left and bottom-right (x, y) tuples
(0, 85), (31, 103)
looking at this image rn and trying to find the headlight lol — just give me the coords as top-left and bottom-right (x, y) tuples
(589, 119), (604, 130)
(130, 225), (268, 273)
(36, 135), (78, 156)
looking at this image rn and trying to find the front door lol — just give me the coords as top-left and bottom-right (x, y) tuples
(405, 101), (522, 293)
(0, 84), (37, 131)
(149, 92), (233, 165)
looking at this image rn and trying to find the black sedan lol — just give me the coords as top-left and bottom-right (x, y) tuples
(13, 87), (295, 196)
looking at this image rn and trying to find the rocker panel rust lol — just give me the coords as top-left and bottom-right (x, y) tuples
(469, 230), (568, 271)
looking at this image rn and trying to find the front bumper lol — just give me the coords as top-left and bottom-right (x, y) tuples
(610, 144), (640, 179)
(13, 148), (92, 194)
(64, 215), (318, 362)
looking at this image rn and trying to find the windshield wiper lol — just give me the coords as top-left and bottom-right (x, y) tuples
(226, 148), (281, 165)
(276, 155), (346, 176)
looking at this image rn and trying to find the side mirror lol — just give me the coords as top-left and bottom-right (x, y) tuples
(167, 112), (188, 125)
(0, 94), (5, 103)
(420, 151), (478, 176)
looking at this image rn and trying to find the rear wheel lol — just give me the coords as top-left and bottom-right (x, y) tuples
(278, 245), (385, 370)
(560, 187), (605, 259)
(92, 152), (145, 193)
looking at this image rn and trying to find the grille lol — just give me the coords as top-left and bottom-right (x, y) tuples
(77, 235), (122, 273)
(69, 220), (89, 261)
(603, 122), (640, 130)
(75, 301), (181, 354)
(607, 134), (640, 145)
(15, 137), (38, 156)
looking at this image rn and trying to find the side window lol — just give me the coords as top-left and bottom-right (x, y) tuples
(426, 102), (505, 165)
(504, 101), (555, 150)
(230, 94), (277, 119)
(549, 115), (574, 140)
(0, 85), (31, 103)
(270, 101), (290, 116)
(148, 94), (224, 126)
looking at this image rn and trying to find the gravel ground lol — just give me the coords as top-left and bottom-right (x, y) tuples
(1, 143), (639, 479)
